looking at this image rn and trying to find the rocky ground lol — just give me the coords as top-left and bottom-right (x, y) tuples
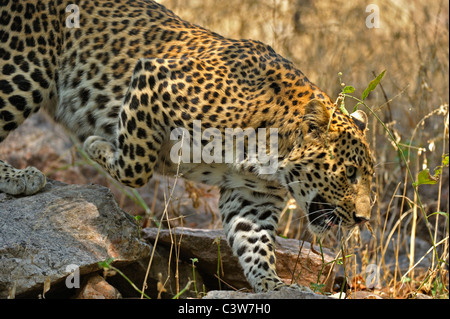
(0, 179), (335, 299)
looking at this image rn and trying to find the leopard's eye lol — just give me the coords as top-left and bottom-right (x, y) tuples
(346, 165), (357, 180)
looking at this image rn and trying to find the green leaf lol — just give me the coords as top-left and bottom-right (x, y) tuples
(413, 169), (438, 187)
(442, 155), (449, 166)
(98, 257), (115, 269)
(310, 283), (325, 293)
(342, 85), (355, 94)
(362, 70), (386, 100)
(401, 277), (411, 283)
(434, 154), (449, 178)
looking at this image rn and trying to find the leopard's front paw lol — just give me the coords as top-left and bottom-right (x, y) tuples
(83, 136), (115, 161)
(0, 166), (46, 195)
(23, 166), (47, 195)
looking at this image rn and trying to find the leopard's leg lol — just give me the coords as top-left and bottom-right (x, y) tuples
(219, 186), (288, 292)
(83, 60), (164, 188)
(0, 94), (47, 196)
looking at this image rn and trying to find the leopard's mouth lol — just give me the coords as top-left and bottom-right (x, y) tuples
(307, 194), (339, 232)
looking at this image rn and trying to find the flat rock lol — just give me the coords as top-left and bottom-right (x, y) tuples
(0, 180), (150, 298)
(142, 227), (336, 292)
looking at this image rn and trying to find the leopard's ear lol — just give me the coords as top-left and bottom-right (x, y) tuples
(350, 110), (368, 134)
(302, 99), (331, 138)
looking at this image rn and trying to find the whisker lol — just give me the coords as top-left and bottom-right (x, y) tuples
(289, 198), (334, 205)
(306, 207), (334, 216)
(287, 180), (309, 186)
(309, 208), (335, 215)
(290, 209), (334, 224)
(316, 215), (335, 235)
(308, 210), (334, 225)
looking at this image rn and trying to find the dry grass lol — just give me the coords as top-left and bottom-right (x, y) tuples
(153, 0), (449, 298)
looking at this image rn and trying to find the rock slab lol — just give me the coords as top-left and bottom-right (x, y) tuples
(0, 180), (150, 298)
(142, 227), (336, 292)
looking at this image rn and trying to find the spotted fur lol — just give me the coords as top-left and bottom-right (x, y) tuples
(0, 0), (374, 292)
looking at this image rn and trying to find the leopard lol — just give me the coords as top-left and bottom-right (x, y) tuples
(0, 0), (374, 293)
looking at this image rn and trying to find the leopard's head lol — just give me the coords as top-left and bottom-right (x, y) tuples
(281, 100), (374, 235)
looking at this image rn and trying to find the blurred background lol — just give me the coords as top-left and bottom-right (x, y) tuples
(1, 0), (448, 298)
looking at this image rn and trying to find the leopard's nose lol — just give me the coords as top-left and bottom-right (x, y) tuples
(355, 193), (371, 223)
